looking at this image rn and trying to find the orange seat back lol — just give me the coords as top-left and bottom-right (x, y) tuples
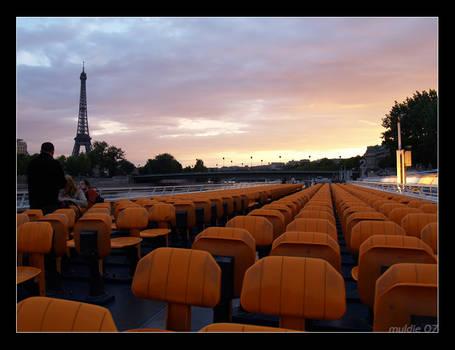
(378, 203), (406, 217)
(17, 221), (53, 254)
(199, 323), (297, 332)
(420, 222), (438, 254)
(373, 263), (437, 332)
(192, 197), (212, 224)
(72, 213), (112, 258)
(388, 207), (422, 225)
(357, 235), (437, 309)
(248, 209), (285, 240)
(132, 247), (221, 331)
(270, 231), (341, 272)
(54, 208), (76, 229)
(17, 213), (30, 228)
(262, 204), (293, 226)
(295, 210), (335, 226)
(17, 296), (118, 332)
(286, 218), (337, 242)
(226, 215), (274, 246)
(173, 201), (196, 228)
(192, 227), (256, 297)
(344, 212), (387, 250)
(23, 209), (43, 222)
(148, 203), (176, 228)
(350, 220), (406, 255)
(116, 206), (149, 236)
(38, 213), (70, 257)
(240, 256), (346, 331)
(400, 213), (437, 238)
(420, 204), (437, 214)
(302, 205), (333, 215)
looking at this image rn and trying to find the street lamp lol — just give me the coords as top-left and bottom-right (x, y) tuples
(250, 156), (253, 168)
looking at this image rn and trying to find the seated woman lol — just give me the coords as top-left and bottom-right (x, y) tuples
(79, 179), (101, 210)
(59, 175), (88, 213)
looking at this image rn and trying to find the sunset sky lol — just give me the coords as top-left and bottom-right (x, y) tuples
(16, 17), (438, 168)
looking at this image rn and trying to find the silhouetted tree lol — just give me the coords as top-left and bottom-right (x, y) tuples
(141, 153), (183, 174)
(381, 90), (437, 169)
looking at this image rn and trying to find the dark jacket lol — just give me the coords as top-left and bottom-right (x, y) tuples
(26, 152), (67, 211)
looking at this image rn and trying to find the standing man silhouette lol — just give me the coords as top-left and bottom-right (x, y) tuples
(26, 142), (67, 214)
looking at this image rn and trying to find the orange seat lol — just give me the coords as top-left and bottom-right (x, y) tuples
(17, 222), (54, 295)
(262, 204), (293, 226)
(420, 204), (437, 214)
(72, 213), (112, 264)
(207, 197), (224, 223)
(240, 256), (346, 331)
(17, 267), (41, 285)
(340, 206), (375, 230)
(17, 296), (118, 332)
(112, 207), (147, 259)
(115, 206), (149, 237)
(295, 210), (336, 226)
(373, 263), (437, 332)
(354, 234), (437, 309)
(38, 213), (70, 257)
(192, 197), (212, 227)
(420, 222), (438, 255)
(131, 247), (221, 331)
(17, 213), (30, 228)
(85, 207), (110, 216)
(270, 231), (341, 272)
(192, 227), (256, 298)
(344, 212), (387, 251)
(248, 209), (285, 240)
(302, 205), (333, 216)
(53, 208), (76, 230)
(173, 200), (197, 241)
(199, 323), (299, 332)
(38, 213), (71, 278)
(350, 220), (406, 256)
(23, 209), (43, 222)
(377, 203), (406, 217)
(219, 195), (234, 218)
(286, 218), (337, 242)
(140, 203), (176, 246)
(276, 200), (299, 217)
(226, 215), (274, 246)
(388, 207), (422, 225)
(400, 213), (437, 238)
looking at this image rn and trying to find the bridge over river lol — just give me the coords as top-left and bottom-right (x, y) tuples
(132, 169), (348, 184)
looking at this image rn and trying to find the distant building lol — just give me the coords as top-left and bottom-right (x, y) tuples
(17, 139), (28, 155)
(363, 145), (389, 172)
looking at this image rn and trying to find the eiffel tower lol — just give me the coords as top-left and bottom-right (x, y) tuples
(72, 62), (92, 157)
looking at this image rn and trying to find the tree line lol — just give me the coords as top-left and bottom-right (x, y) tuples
(16, 142), (208, 177)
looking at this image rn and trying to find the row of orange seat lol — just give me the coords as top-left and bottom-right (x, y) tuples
(16, 183), (303, 298)
(331, 183), (438, 331)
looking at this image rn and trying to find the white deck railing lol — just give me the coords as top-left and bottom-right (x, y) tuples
(16, 181), (282, 210)
(348, 180), (438, 203)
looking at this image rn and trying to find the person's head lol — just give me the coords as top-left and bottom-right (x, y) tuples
(63, 175), (77, 197)
(79, 179), (91, 191)
(40, 142), (55, 156)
